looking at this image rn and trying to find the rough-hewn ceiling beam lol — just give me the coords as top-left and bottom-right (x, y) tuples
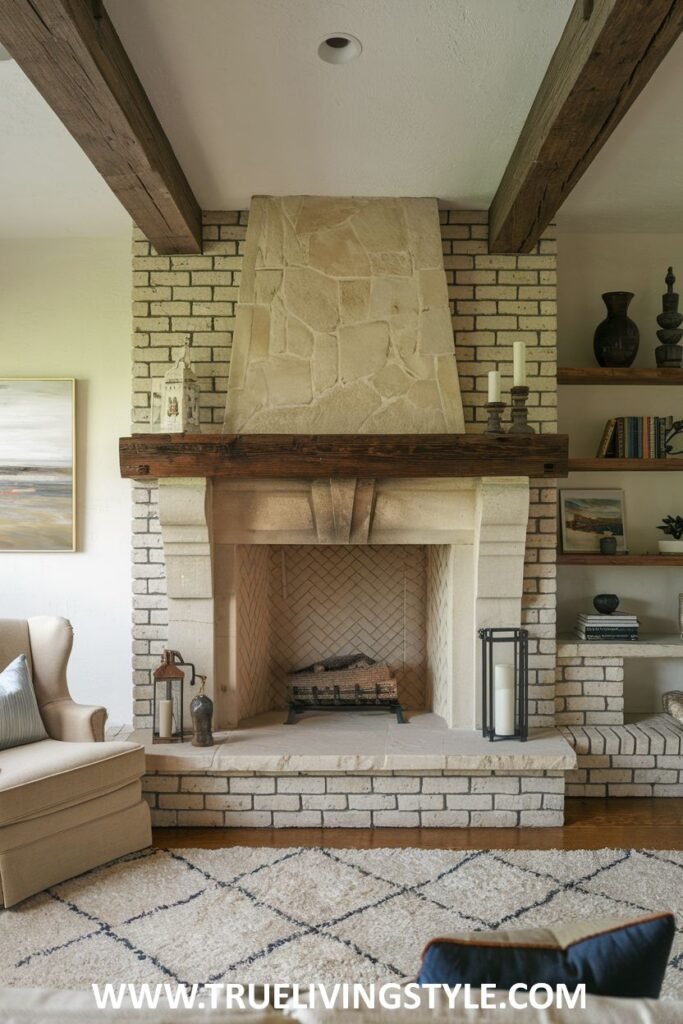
(489, 0), (683, 253)
(0, 0), (202, 254)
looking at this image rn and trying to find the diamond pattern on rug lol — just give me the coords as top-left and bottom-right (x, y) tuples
(579, 852), (683, 915)
(0, 891), (99, 971)
(0, 847), (681, 999)
(120, 883), (298, 984)
(418, 854), (562, 927)
(51, 848), (206, 927)
(241, 849), (396, 923)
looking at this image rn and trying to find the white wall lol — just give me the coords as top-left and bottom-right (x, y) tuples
(0, 237), (132, 723)
(558, 232), (683, 714)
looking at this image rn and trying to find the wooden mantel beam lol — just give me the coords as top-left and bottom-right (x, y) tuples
(489, 0), (683, 253)
(0, 0), (202, 254)
(119, 433), (569, 481)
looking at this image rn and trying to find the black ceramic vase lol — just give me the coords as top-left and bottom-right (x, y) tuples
(190, 692), (214, 747)
(593, 292), (640, 367)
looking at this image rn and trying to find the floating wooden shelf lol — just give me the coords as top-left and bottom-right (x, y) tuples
(558, 553), (683, 566)
(568, 458), (682, 472)
(119, 433), (569, 481)
(558, 367), (683, 386)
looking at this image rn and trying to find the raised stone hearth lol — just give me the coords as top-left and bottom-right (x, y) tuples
(142, 711), (573, 773)
(138, 711), (574, 828)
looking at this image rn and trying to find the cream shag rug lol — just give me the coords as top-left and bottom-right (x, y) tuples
(1, 847), (681, 999)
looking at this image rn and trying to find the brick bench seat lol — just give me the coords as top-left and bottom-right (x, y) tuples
(561, 715), (683, 797)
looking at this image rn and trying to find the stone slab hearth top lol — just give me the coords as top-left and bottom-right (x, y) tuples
(134, 711), (576, 773)
(558, 633), (683, 657)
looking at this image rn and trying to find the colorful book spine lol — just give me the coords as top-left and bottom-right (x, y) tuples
(599, 416), (674, 459)
(596, 419), (617, 457)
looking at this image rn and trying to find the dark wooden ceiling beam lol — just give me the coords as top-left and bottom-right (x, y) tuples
(489, 0), (683, 253)
(0, 0), (202, 254)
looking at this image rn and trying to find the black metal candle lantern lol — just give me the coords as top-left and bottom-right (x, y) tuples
(479, 627), (528, 742)
(152, 649), (197, 743)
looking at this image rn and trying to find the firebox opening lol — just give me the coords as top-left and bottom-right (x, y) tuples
(215, 544), (455, 727)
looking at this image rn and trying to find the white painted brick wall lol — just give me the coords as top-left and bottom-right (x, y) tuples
(143, 770), (565, 827)
(556, 656), (625, 726)
(131, 213), (247, 727)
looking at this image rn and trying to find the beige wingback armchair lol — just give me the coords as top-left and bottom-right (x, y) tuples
(0, 617), (151, 907)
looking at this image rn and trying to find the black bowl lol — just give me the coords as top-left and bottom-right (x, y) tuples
(593, 594), (620, 615)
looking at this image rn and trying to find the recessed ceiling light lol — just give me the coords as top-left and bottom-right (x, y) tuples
(318, 34), (362, 65)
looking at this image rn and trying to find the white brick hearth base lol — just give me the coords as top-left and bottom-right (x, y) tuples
(143, 770), (565, 828)
(561, 715), (683, 797)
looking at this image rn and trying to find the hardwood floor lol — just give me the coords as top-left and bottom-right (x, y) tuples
(154, 798), (683, 851)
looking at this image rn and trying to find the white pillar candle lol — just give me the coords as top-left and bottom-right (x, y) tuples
(158, 698), (173, 740)
(494, 663), (515, 737)
(487, 370), (501, 403)
(513, 341), (527, 387)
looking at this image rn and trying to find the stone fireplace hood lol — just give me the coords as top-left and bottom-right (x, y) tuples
(223, 196), (465, 435)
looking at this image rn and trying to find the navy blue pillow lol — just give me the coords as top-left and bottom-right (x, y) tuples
(418, 913), (675, 999)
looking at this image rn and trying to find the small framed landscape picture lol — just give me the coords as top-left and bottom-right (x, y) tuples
(559, 489), (627, 554)
(0, 378), (76, 552)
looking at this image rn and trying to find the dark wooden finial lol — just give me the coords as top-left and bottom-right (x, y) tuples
(666, 267), (675, 293)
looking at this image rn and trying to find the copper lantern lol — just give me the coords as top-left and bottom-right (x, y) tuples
(152, 649), (196, 743)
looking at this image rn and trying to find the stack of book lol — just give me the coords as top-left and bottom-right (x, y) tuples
(575, 613), (639, 641)
(596, 416), (679, 459)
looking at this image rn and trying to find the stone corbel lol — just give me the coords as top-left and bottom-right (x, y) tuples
(158, 478), (213, 599)
(311, 478), (376, 544)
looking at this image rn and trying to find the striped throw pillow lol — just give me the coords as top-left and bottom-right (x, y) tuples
(0, 654), (48, 750)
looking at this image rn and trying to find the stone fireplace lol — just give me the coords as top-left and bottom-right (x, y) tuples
(155, 197), (529, 734)
(129, 202), (575, 828)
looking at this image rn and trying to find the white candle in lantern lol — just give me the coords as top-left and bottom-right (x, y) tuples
(159, 698), (173, 740)
(513, 341), (527, 387)
(488, 370), (501, 403)
(494, 664), (515, 737)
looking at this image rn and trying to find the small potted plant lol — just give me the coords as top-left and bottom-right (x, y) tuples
(657, 514), (683, 553)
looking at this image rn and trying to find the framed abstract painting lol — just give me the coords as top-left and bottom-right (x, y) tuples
(0, 378), (76, 552)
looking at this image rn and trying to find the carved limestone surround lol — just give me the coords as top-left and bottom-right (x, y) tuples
(158, 476), (529, 732)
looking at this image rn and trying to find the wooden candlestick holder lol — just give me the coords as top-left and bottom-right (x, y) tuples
(508, 386), (535, 434)
(484, 401), (506, 434)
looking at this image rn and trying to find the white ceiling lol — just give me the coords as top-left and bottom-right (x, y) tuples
(0, 0), (681, 238)
(0, 59), (130, 237)
(105, 0), (572, 210)
(556, 33), (683, 233)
